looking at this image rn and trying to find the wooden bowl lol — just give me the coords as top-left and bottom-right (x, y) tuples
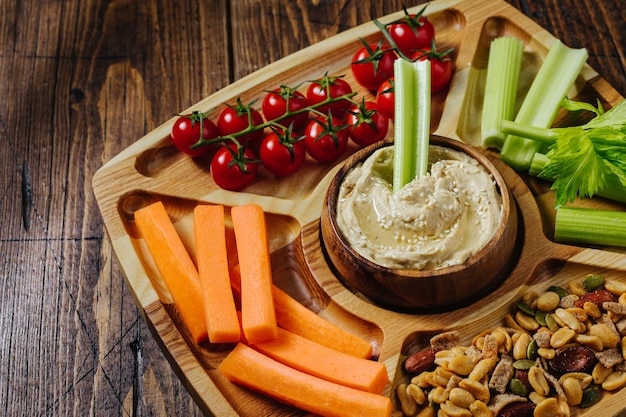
(321, 135), (519, 312)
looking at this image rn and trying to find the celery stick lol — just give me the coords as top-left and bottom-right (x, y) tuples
(393, 59), (416, 191)
(500, 40), (588, 172)
(555, 207), (626, 247)
(414, 59), (431, 180)
(393, 58), (431, 192)
(481, 36), (524, 150)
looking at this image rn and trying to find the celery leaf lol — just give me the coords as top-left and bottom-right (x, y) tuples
(540, 128), (606, 206)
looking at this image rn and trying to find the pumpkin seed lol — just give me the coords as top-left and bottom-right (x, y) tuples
(509, 378), (528, 396)
(516, 300), (535, 316)
(535, 310), (547, 326)
(513, 358), (535, 370)
(545, 313), (560, 332)
(580, 385), (601, 408)
(527, 339), (539, 360)
(583, 274), (605, 291)
(547, 285), (568, 298)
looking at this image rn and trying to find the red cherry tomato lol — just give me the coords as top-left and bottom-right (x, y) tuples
(375, 78), (395, 119)
(412, 47), (454, 94)
(217, 98), (265, 150)
(262, 86), (309, 131)
(259, 130), (306, 177)
(388, 6), (435, 57)
(303, 116), (349, 163)
(306, 75), (353, 119)
(350, 40), (396, 91)
(210, 143), (259, 191)
(346, 101), (390, 148)
(171, 111), (219, 157)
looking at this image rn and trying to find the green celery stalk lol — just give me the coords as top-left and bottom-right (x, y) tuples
(555, 207), (626, 247)
(393, 58), (431, 192)
(500, 40), (588, 172)
(481, 36), (524, 150)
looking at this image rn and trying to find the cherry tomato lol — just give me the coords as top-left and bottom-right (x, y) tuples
(262, 86), (309, 131)
(306, 75), (353, 119)
(259, 129), (306, 177)
(210, 143), (259, 191)
(375, 78), (395, 119)
(388, 6), (435, 57)
(303, 116), (349, 163)
(217, 98), (265, 150)
(412, 46), (454, 94)
(350, 39), (396, 91)
(171, 111), (219, 157)
(346, 100), (390, 148)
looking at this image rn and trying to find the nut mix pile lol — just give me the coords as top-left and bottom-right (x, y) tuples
(397, 275), (626, 417)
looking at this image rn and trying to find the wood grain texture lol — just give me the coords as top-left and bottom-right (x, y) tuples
(0, 1), (624, 417)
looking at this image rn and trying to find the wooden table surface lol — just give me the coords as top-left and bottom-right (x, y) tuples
(1, 0), (624, 415)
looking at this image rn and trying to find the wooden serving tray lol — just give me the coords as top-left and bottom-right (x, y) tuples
(92, 0), (626, 415)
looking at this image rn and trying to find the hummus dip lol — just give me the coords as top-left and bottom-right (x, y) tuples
(336, 145), (503, 270)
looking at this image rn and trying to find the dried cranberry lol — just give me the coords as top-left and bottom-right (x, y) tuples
(550, 345), (597, 374)
(574, 289), (617, 308)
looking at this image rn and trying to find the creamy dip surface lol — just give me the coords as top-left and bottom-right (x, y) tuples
(336, 145), (503, 270)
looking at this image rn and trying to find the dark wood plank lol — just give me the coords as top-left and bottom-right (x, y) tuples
(0, 0), (624, 416)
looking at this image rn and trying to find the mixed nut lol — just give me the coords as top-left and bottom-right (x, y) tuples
(397, 274), (626, 417)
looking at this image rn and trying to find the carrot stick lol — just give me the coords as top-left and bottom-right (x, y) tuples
(230, 265), (372, 359)
(246, 326), (389, 394)
(218, 343), (392, 417)
(193, 205), (241, 343)
(231, 204), (277, 344)
(134, 201), (207, 343)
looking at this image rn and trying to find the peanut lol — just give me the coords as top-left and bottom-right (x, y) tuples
(468, 400), (492, 417)
(447, 355), (478, 376)
(529, 366), (550, 396)
(397, 383), (417, 416)
(537, 347), (556, 360)
(602, 371), (626, 391)
(589, 323), (621, 349)
(459, 378), (490, 403)
(550, 327), (576, 348)
(440, 400), (471, 417)
(558, 372), (592, 389)
(592, 362), (613, 384)
(513, 332), (532, 360)
(491, 327), (512, 353)
(604, 280), (626, 296)
(537, 291), (561, 312)
(533, 397), (559, 417)
(416, 406), (436, 417)
(583, 301), (602, 318)
(515, 311), (540, 331)
(574, 333), (603, 351)
(449, 387), (475, 409)
(561, 377), (583, 406)
(407, 383), (427, 406)
(411, 371), (432, 389)
(568, 280), (587, 296)
(468, 358), (495, 382)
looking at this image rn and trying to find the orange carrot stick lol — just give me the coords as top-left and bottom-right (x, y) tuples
(231, 204), (277, 344)
(230, 265), (372, 359)
(134, 201), (207, 343)
(218, 343), (392, 417)
(193, 205), (241, 343)
(246, 326), (389, 394)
